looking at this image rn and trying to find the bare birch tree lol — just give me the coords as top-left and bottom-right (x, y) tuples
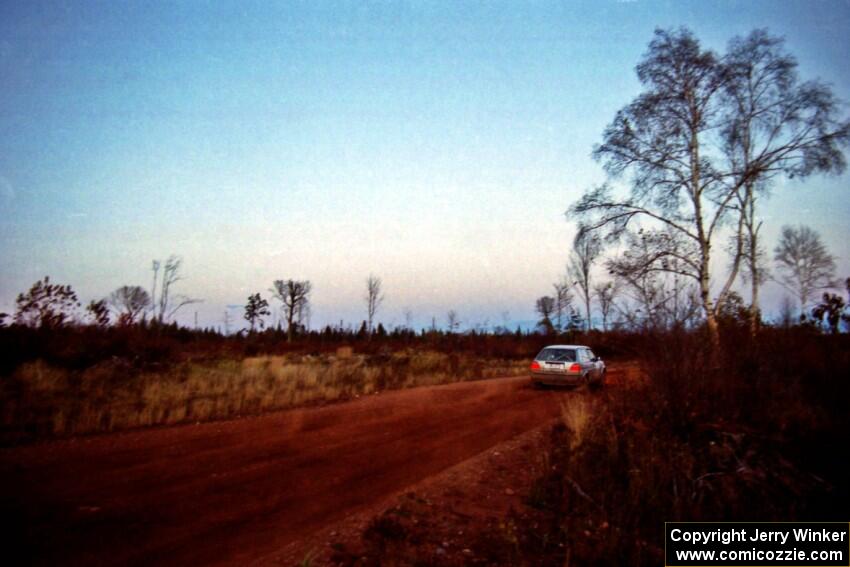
(773, 225), (837, 313)
(593, 281), (619, 332)
(365, 274), (384, 335)
(446, 310), (460, 334)
(567, 27), (847, 347)
(552, 278), (573, 332)
(271, 279), (312, 342)
(150, 255), (200, 323)
(150, 260), (160, 319)
(109, 285), (151, 325)
(568, 232), (601, 331)
(569, 29), (739, 348)
(721, 29), (849, 334)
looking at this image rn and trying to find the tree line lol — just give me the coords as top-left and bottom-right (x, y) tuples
(1, 265), (535, 342)
(536, 222), (847, 334)
(2, 265), (481, 341)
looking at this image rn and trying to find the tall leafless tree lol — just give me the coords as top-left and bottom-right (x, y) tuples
(569, 29), (739, 348)
(271, 279), (312, 342)
(364, 274), (384, 335)
(149, 255), (200, 323)
(774, 225), (837, 313)
(606, 230), (702, 331)
(607, 229), (702, 330)
(721, 29), (849, 334)
(593, 281), (619, 332)
(535, 296), (556, 334)
(568, 28), (848, 348)
(446, 310), (460, 334)
(150, 260), (160, 319)
(568, 232), (601, 331)
(552, 278), (573, 332)
(157, 256), (179, 322)
(109, 285), (151, 325)
(222, 309), (234, 335)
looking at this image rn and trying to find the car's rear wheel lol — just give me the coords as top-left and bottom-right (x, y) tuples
(589, 370), (606, 390)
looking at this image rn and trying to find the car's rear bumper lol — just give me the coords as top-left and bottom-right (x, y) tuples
(530, 372), (583, 386)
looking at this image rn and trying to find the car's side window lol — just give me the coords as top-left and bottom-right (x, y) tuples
(586, 349), (596, 361)
(578, 349), (588, 362)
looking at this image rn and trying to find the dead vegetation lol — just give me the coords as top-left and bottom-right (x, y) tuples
(518, 328), (850, 566)
(0, 322), (631, 444)
(0, 350), (526, 443)
(340, 328), (850, 566)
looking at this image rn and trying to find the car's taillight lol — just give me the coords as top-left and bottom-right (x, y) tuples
(530, 361), (540, 370)
(568, 363), (581, 373)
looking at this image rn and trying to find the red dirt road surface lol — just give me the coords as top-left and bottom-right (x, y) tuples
(0, 369), (624, 566)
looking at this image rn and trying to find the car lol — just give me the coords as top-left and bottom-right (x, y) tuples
(529, 344), (606, 388)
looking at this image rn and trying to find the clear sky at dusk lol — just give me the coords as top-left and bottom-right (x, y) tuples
(2, 1), (849, 331)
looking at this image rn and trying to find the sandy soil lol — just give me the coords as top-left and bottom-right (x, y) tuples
(267, 424), (558, 566)
(1, 364), (628, 566)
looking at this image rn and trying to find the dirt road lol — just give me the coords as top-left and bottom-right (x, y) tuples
(0, 372), (608, 566)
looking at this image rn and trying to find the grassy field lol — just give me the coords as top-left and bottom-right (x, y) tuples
(0, 349), (526, 443)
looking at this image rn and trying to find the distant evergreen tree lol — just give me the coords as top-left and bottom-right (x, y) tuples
(243, 293), (270, 332)
(356, 320), (368, 339)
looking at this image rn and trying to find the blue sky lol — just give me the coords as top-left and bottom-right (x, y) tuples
(1, 1), (849, 330)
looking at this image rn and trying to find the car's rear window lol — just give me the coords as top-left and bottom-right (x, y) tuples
(536, 348), (576, 362)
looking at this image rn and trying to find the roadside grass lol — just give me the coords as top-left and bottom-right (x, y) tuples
(0, 350), (526, 443)
(560, 397), (597, 451)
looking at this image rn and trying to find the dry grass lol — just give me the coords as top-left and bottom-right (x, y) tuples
(0, 350), (526, 442)
(560, 397), (598, 451)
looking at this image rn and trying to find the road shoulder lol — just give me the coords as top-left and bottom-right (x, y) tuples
(266, 420), (558, 566)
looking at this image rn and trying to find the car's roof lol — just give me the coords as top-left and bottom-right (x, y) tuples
(540, 345), (591, 349)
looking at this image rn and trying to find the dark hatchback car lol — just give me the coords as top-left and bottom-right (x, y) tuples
(529, 345), (606, 388)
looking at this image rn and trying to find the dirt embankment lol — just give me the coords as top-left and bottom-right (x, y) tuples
(1, 365), (629, 566)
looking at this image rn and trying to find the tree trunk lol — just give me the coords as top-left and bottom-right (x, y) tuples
(748, 220), (761, 335)
(745, 186), (761, 337)
(287, 310), (294, 343)
(705, 310), (720, 349)
(749, 274), (760, 336)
